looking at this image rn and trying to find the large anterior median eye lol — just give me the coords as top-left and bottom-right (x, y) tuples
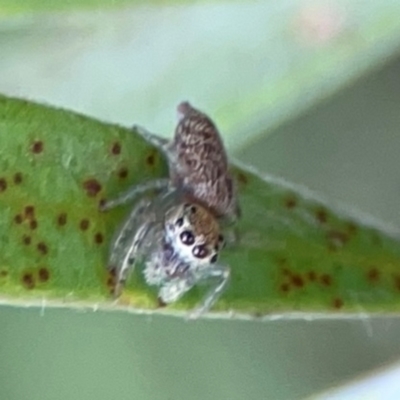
(192, 245), (208, 259)
(180, 231), (195, 245)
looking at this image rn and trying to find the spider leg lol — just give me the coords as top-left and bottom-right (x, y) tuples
(112, 223), (151, 297)
(132, 124), (170, 153)
(101, 178), (170, 211)
(107, 199), (155, 296)
(189, 265), (231, 319)
(158, 275), (195, 305)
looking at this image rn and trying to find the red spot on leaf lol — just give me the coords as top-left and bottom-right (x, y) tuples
(291, 274), (304, 288)
(320, 274), (332, 286)
(24, 205), (35, 219)
(22, 273), (35, 289)
(111, 142), (121, 155)
(79, 219), (90, 231)
(367, 267), (380, 283)
(333, 298), (343, 309)
(146, 151), (156, 166)
(94, 232), (104, 244)
(38, 268), (50, 282)
(30, 220), (38, 230)
(57, 213), (67, 226)
(118, 167), (128, 179)
(13, 173), (23, 185)
(31, 141), (44, 154)
(280, 283), (290, 293)
(315, 208), (328, 223)
(0, 178), (7, 193)
(37, 242), (48, 255)
(392, 274), (400, 291)
(285, 196), (297, 209)
(22, 235), (31, 245)
(83, 179), (102, 197)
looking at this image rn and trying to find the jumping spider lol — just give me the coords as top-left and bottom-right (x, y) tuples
(102, 102), (239, 316)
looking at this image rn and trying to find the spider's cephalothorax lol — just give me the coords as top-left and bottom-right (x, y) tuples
(107, 192), (229, 317)
(102, 102), (240, 223)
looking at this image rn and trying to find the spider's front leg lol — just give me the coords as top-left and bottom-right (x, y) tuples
(132, 124), (170, 155)
(107, 199), (155, 297)
(101, 178), (170, 211)
(189, 264), (231, 319)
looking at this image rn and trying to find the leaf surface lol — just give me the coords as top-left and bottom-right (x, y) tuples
(1, 95), (400, 319)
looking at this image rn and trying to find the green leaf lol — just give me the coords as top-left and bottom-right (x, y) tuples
(1, 94), (400, 319)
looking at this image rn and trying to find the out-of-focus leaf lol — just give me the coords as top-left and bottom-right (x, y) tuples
(1, 2), (400, 152)
(1, 95), (400, 319)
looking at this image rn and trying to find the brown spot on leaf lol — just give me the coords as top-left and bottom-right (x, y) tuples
(22, 235), (31, 245)
(31, 140), (44, 154)
(367, 267), (380, 283)
(146, 152), (155, 166)
(14, 214), (23, 224)
(38, 267), (50, 282)
(285, 196), (297, 209)
(83, 179), (102, 197)
(237, 172), (248, 185)
(30, 220), (38, 230)
(320, 274), (332, 286)
(118, 167), (128, 179)
(333, 298), (343, 309)
(315, 208), (328, 223)
(280, 283), (290, 293)
(24, 205), (35, 219)
(37, 242), (48, 255)
(13, 173), (23, 185)
(57, 213), (67, 226)
(291, 274), (304, 288)
(0, 178), (7, 193)
(0, 270), (8, 277)
(94, 232), (104, 244)
(111, 142), (121, 155)
(393, 274), (400, 291)
(22, 273), (35, 289)
(79, 219), (90, 231)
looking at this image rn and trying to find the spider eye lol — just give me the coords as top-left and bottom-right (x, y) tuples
(180, 231), (195, 245)
(210, 254), (218, 263)
(218, 234), (224, 243)
(190, 206), (197, 214)
(176, 217), (184, 227)
(192, 245), (208, 259)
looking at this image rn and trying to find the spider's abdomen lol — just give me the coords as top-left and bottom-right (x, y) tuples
(172, 102), (239, 219)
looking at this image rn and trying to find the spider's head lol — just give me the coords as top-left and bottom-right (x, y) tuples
(164, 202), (224, 267)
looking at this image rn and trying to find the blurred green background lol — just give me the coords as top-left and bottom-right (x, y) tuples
(1, 1), (400, 399)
